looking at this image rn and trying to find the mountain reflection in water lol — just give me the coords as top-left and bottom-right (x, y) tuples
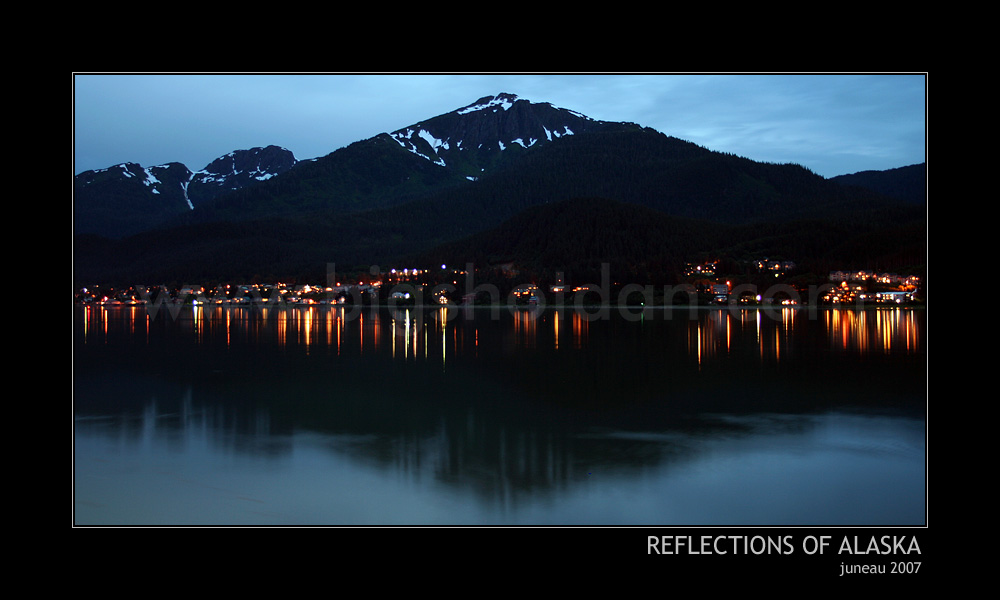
(74, 305), (925, 526)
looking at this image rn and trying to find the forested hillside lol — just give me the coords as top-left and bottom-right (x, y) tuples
(73, 97), (925, 289)
(830, 163), (926, 205)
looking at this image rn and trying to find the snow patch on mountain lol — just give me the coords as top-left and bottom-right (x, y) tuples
(181, 180), (193, 209)
(457, 94), (516, 115)
(391, 127), (450, 166)
(419, 129), (450, 153)
(543, 125), (575, 140)
(193, 169), (218, 182)
(143, 167), (161, 193)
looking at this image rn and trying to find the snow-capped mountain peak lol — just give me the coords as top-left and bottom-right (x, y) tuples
(456, 92), (519, 115)
(192, 145), (296, 189)
(386, 92), (613, 175)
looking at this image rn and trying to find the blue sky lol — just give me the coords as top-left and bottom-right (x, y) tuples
(73, 73), (926, 179)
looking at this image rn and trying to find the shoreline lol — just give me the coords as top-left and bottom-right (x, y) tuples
(76, 300), (925, 312)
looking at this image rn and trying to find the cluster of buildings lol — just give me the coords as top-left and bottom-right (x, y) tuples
(684, 260), (719, 277)
(827, 270), (922, 287)
(820, 271), (922, 304)
(75, 258), (923, 309)
(75, 282), (384, 307)
(819, 280), (918, 304)
(756, 259), (796, 272)
(680, 258), (922, 306)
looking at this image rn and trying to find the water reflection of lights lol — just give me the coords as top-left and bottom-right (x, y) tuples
(689, 311), (736, 365)
(276, 309), (287, 347)
(510, 309), (589, 350)
(391, 309), (421, 360)
(714, 306), (923, 362)
(553, 310), (560, 349)
(439, 307), (448, 368)
(78, 305), (921, 363)
(572, 312), (588, 349)
(689, 308), (806, 365)
(513, 309), (538, 349)
(301, 308), (314, 350)
(827, 308), (920, 355)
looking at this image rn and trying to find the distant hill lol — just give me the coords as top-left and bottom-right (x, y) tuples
(830, 163), (926, 205)
(416, 197), (712, 285)
(415, 196), (926, 287)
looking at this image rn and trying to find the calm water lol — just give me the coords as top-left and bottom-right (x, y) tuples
(73, 303), (925, 526)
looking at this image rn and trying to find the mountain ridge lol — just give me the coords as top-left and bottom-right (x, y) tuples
(74, 145), (298, 238)
(73, 93), (925, 287)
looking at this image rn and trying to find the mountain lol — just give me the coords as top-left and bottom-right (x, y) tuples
(74, 145), (297, 238)
(385, 92), (631, 178)
(829, 163), (926, 205)
(73, 93), (925, 287)
(188, 145), (297, 204)
(181, 93), (638, 225)
(73, 162), (194, 240)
